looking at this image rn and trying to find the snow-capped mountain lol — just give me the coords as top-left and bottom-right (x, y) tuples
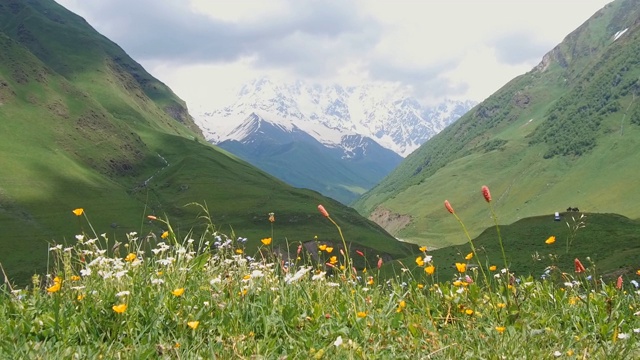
(195, 77), (476, 157)
(214, 112), (403, 204)
(193, 77), (475, 204)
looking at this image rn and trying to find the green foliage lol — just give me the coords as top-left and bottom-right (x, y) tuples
(529, 24), (640, 158)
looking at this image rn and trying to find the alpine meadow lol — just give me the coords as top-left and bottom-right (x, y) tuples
(2, 0), (640, 358)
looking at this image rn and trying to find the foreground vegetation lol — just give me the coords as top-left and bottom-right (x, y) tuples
(2, 187), (640, 359)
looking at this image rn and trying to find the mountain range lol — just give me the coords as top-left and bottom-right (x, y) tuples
(0, 0), (416, 284)
(354, 0), (640, 248)
(196, 78), (475, 203)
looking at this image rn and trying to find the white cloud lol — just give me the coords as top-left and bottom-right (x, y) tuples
(55, 0), (614, 110)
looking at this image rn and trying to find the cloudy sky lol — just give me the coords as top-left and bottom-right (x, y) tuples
(55, 0), (613, 111)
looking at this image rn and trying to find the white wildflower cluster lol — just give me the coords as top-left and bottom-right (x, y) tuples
(285, 266), (313, 284)
(151, 242), (171, 255)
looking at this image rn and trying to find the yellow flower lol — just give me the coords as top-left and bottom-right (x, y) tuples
(70, 275), (81, 281)
(72, 208), (84, 216)
(367, 277), (374, 285)
(396, 300), (406, 313)
(239, 289), (248, 296)
(569, 297), (578, 305)
(489, 265), (497, 271)
(325, 246), (333, 253)
(495, 326), (506, 333)
(161, 231), (169, 239)
(77, 294), (85, 301)
(545, 236), (556, 244)
(415, 256), (425, 267)
(112, 304), (127, 313)
(47, 276), (62, 293)
(47, 282), (61, 293)
(171, 288), (185, 297)
(465, 252), (473, 260)
(362, 268), (367, 273)
(417, 284), (424, 289)
(497, 303), (506, 309)
(425, 265), (435, 275)
(187, 321), (200, 330)
(419, 246), (427, 252)
(124, 253), (137, 262)
(235, 249), (243, 254)
(455, 263), (466, 273)
(465, 309), (474, 315)
(318, 244), (327, 251)
(356, 311), (367, 318)
(453, 280), (463, 287)
(243, 274), (251, 280)
(329, 256), (338, 265)
(636, 269), (640, 276)
(261, 237), (272, 246)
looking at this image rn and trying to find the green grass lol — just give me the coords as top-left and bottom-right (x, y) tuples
(2, 203), (640, 358)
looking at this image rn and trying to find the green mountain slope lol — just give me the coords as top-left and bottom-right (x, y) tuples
(354, 0), (640, 247)
(0, 0), (416, 284)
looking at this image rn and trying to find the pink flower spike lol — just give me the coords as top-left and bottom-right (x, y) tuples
(356, 250), (364, 257)
(317, 205), (329, 217)
(574, 258), (586, 273)
(377, 258), (383, 269)
(616, 275), (623, 290)
(481, 185), (492, 203)
(444, 200), (454, 214)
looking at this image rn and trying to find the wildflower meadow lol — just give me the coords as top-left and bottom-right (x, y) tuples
(1, 188), (639, 359)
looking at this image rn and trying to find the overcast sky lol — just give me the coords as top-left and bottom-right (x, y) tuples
(55, 0), (613, 111)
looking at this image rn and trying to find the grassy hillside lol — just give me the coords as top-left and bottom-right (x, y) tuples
(423, 212), (640, 281)
(354, 0), (640, 247)
(0, 0), (416, 285)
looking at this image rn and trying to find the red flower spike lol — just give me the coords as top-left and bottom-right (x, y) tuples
(574, 258), (586, 273)
(147, 215), (157, 220)
(377, 258), (383, 269)
(356, 250), (364, 257)
(616, 275), (623, 290)
(325, 262), (336, 268)
(444, 200), (454, 214)
(317, 205), (329, 217)
(481, 185), (492, 203)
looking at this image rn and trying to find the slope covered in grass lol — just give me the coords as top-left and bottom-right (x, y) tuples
(354, 0), (640, 247)
(0, 0), (416, 285)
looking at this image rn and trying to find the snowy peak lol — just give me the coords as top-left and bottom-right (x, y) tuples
(195, 77), (477, 157)
(226, 112), (325, 147)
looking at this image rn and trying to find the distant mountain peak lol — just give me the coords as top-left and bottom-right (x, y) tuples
(196, 77), (476, 157)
